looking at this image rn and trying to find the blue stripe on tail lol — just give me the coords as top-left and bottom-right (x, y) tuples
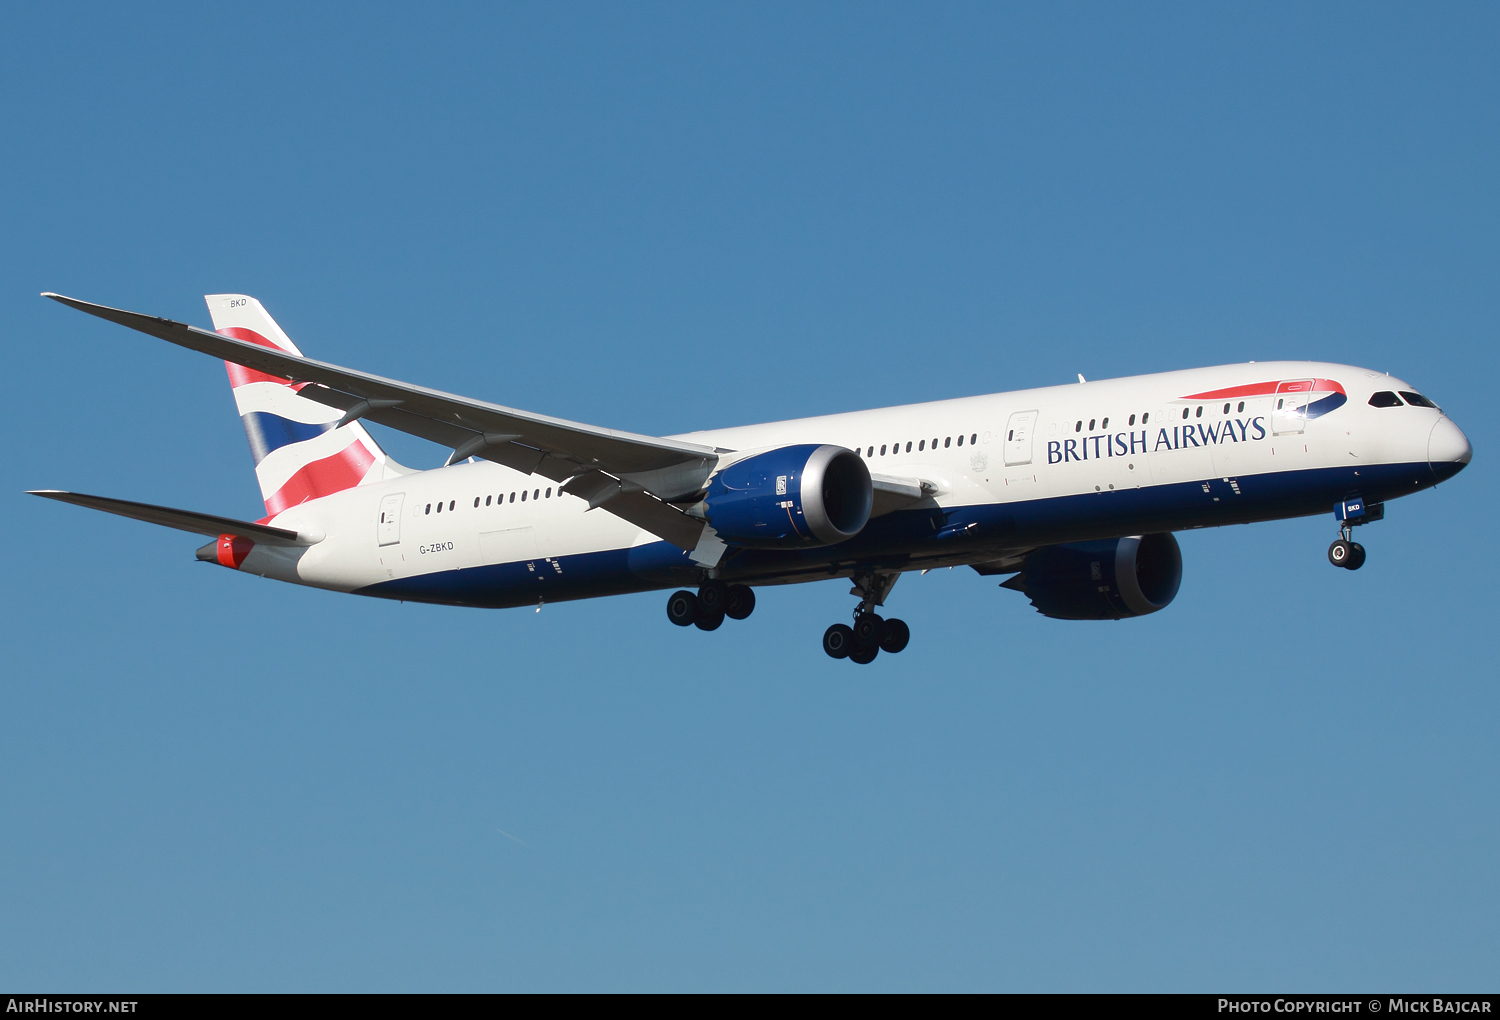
(240, 411), (336, 464)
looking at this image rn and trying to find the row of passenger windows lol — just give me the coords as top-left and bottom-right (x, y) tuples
(1181, 402), (1248, 419)
(1075, 412), (1154, 432)
(1370, 390), (1437, 409)
(424, 487), (555, 515)
(858, 433), (978, 458)
(1072, 402), (1256, 433)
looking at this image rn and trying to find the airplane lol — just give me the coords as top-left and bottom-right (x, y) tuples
(31, 293), (1472, 664)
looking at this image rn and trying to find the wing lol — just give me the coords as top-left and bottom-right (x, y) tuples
(28, 490), (309, 545)
(44, 293), (719, 552)
(868, 473), (939, 518)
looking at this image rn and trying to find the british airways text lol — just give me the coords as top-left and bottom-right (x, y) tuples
(1048, 418), (1269, 464)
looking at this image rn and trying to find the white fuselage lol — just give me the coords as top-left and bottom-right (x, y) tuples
(236, 360), (1467, 608)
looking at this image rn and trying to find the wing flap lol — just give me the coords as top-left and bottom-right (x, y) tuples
(869, 473), (939, 518)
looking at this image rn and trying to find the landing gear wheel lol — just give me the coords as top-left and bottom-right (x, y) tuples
(1344, 542), (1366, 570)
(848, 613), (883, 664)
(879, 618), (910, 654)
(724, 585), (756, 620)
(666, 590), (698, 627)
(852, 613), (884, 647)
(695, 605), (725, 631)
(697, 582), (727, 615)
(823, 624), (853, 659)
(1328, 539), (1353, 568)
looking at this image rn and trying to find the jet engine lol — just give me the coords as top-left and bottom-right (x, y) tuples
(700, 444), (872, 548)
(1001, 533), (1182, 620)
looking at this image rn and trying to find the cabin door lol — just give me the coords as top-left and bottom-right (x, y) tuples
(1003, 410), (1038, 466)
(377, 493), (404, 546)
(1272, 380), (1314, 435)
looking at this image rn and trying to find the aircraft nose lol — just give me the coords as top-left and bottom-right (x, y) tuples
(1428, 416), (1472, 482)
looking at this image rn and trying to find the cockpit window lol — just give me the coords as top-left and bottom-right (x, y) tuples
(1399, 391), (1438, 409)
(1368, 391), (1403, 408)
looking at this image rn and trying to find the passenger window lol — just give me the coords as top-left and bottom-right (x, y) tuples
(1088, 419), (1095, 431)
(880, 445), (887, 455)
(1399, 391), (1438, 408)
(932, 438), (939, 448)
(486, 495), (492, 506)
(945, 437), (951, 448)
(1007, 430), (1013, 441)
(970, 433), (977, 444)
(905, 441), (912, 453)
(867, 446), (874, 457)
(425, 503), (431, 515)
(1101, 418), (1108, 429)
(1182, 408), (1189, 419)
(1142, 412), (1150, 424)
(449, 500), (455, 511)
(1368, 391), (1403, 408)
(1195, 406), (1202, 418)
(510, 492), (516, 503)
(1276, 399), (1283, 409)
(436, 502), (443, 513)
(1223, 403), (1230, 414)
(1128, 414), (1135, 426)
(919, 440), (926, 451)
(1237, 401), (1245, 413)
(957, 435), (964, 446)
(473, 497), (480, 508)
(891, 442), (898, 455)
(521, 490), (527, 502)
(1075, 421), (1082, 432)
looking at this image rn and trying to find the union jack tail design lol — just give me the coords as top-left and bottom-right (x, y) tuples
(206, 294), (390, 517)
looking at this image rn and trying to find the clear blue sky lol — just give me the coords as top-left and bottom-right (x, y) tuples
(2, 2), (1495, 992)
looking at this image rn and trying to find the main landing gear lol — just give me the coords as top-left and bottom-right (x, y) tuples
(823, 572), (910, 665)
(666, 582), (756, 631)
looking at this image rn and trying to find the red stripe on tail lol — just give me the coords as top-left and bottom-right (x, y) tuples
(263, 441), (377, 515)
(220, 326), (297, 388)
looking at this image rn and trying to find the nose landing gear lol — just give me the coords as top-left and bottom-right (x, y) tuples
(822, 571), (910, 664)
(1328, 497), (1381, 571)
(1328, 535), (1366, 570)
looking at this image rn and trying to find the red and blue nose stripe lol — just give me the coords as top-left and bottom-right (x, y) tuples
(1181, 378), (1348, 420)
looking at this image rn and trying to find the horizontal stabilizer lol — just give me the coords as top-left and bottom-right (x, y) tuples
(28, 490), (311, 545)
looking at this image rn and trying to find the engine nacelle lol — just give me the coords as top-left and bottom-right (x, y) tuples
(701, 444), (872, 548)
(1002, 533), (1183, 620)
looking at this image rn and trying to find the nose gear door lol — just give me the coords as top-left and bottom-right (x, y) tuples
(378, 492), (405, 546)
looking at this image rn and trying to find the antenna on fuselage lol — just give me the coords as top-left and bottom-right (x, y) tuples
(1077, 374), (1086, 383)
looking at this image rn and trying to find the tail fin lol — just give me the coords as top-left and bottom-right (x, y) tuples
(206, 294), (391, 517)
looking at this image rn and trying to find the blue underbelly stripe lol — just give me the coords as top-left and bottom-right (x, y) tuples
(355, 460), (1438, 609)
